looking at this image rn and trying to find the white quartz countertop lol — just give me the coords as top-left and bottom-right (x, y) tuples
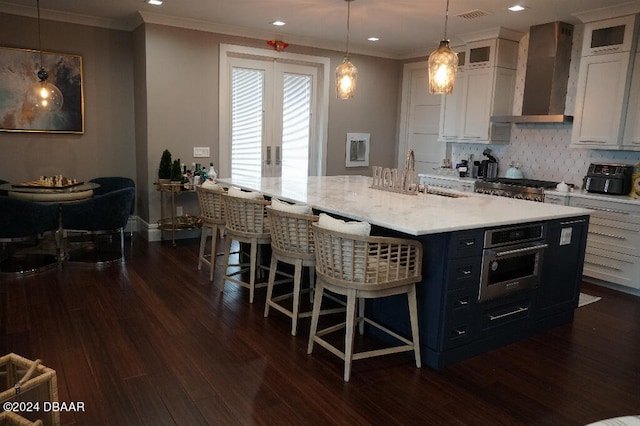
(217, 175), (591, 236)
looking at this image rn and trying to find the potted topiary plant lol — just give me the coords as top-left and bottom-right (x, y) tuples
(170, 159), (183, 191)
(158, 150), (172, 184)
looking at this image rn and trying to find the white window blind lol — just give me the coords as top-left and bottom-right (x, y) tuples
(282, 73), (312, 179)
(231, 68), (264, 180)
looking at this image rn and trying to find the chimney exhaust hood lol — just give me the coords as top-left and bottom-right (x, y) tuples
(492, 22), (574, 124)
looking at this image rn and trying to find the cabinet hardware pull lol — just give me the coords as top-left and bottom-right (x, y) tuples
(584, 260), (622, 271)
(488, 306), (528, 321)
(266, 146), (272, 165)
(276, 146), (281, 166)
(454, 328), (467, 336)
(494, 243), (548, 257)
(560, 219), (587, 225)
(457, 299), (469, 306)
(576, 204), (629, 215)
(465, 241), (475, 246)
(461, 269), (472, 275)
(586, 252), (633, 264)
(588, 231), (626, 240)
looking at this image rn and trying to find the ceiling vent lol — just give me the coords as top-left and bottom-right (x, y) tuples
(455, 9), (491, 20)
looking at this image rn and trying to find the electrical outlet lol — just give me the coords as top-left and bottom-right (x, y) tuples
(193, 147), (210, 158)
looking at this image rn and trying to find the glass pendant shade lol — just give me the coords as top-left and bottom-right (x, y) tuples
(24, 0), (64, 113)
(25, 75), (63, 113)
(336, 57), (358, 99)
(428, 40), (458, 94)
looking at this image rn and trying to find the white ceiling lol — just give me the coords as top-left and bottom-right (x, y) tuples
(0, 0), (636, 58)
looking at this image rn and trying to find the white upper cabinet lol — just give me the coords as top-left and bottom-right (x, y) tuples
(623, 39), (640, 149)
(571, 12), (640, 149)
(571, 51), (632, 147)
(438, 36), (519, 144)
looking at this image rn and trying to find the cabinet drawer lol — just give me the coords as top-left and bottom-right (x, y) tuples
(583, 248), (640, 289)
(441, 289), (475, 350)
(544, 194), (569, 205)
(448, 230), (483, 258)
(481, 297), (532, 332)
(588, 222), (640, 255)
(570, 198), (640, 217)
(446, 257), (481, 291)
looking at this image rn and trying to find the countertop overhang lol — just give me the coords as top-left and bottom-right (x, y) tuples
(216, 175), (591, 236)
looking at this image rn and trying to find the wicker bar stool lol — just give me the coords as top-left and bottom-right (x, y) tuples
(308, 219), (423, 382)
(196, 185), (226, 281)
(264, 204), (320, 335)
(220, 190), (272, 303)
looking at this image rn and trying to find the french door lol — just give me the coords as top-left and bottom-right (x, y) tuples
(220, 45), (329, 180)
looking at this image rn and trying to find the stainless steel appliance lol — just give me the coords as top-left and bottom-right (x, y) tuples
(479, 223), (548, 302)
(475, 178), (560, 202)
(476, 148), (498, 179)
(583, 163), (634, 195)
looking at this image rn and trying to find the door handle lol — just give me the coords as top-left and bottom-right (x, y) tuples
(276, 146), (281, 166)
(266, 146), (271, 165)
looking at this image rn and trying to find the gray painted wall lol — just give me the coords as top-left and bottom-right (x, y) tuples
(0, 13), (401, 229)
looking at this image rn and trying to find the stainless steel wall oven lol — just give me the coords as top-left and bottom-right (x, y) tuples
(479, 223), (548, 302)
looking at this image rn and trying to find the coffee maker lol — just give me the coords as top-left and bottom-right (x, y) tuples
(475, 149), (498, 179)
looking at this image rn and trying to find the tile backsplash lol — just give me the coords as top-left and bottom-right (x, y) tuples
(451, 25), (640, 188)
(451, 126), (640, 188)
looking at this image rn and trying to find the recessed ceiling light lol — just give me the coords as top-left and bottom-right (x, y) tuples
(271, 20), (286, 26)
(147, 0), (163, 5)
(508, 5), (526, 12)
(368, 37), (380, 42)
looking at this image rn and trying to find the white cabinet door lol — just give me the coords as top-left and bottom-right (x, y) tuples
(460, 67), (493, 141)
(623, 52), (640, 149)
(439, 70), (466, 141)
(571, 52), (631, 147)
(399, 63), (444, 173)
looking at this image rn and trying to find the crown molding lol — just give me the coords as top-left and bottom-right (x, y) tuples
(0, 2), (134, 31)
(573, 1), (640, 23)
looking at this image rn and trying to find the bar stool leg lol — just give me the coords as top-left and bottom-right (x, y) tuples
(408, 285), (421, 368)
(291, 258), (303, 336)
(344, 289), (357, 382)
(307, 284), (324, 354)
(264, 254), (278, 317)
(220, 236), (233, 294)
(249, 240), (257, 304)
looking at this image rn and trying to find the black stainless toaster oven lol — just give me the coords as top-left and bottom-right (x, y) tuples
(583, 163), (633, 195)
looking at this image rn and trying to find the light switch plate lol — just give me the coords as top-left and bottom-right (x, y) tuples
(193, 147), (210, 158)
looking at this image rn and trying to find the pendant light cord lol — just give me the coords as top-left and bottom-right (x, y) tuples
(36, 0), (43, 69)
(345, 0), (351, 56)
(443, 0), (450, 40)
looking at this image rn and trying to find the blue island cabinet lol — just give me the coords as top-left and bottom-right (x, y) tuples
(368, 215), (589, 370)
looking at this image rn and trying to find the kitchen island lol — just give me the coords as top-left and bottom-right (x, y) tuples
(217, 175), (591, 369)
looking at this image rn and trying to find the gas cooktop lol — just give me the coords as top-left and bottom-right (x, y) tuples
(475, 178), (560, 202)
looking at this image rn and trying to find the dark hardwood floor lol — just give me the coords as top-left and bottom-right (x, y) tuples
(1, 235), (639, 425)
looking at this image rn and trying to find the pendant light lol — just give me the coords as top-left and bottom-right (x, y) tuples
(24, 0), (63, 113)
(336, 0), (357, 99)
(427, 0), (458, 94)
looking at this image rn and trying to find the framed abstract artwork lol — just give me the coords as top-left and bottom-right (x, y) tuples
(0, 46), (84, 133)
(345, 132), (370, 167)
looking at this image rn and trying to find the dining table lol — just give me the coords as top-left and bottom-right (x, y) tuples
(0, 182), (100, 202)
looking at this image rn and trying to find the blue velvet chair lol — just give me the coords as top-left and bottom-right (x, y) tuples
(0, 196), (60, 276)
(0, 179), (8, 197)
(88, 176), (135, 195)
(61, 187), (135, 265)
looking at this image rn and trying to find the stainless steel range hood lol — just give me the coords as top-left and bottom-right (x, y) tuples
(492, 22), (574, 124)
